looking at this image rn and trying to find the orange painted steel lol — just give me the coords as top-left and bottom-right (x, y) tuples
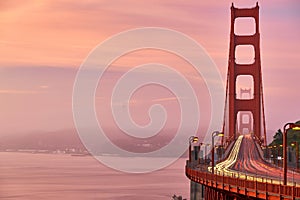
(186, 166), (299, 199)
(238, 89), (253, 135)
(225, 3), (267, 146)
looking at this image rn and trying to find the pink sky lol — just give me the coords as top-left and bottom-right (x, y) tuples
(0, 0), (299, 143)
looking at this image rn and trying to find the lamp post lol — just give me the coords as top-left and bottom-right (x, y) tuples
(205, 144), (210, 164)
(212, 131), (224, 174)
(267, 146), (273, 161)
(283, 123), (300, 185)
(279, 144), (283, 166)
(273, 145), (282, 166)
(199, 142), (204, 164)
(291, 141), (299, 169)
(273, 145), (278, 165)
(189, 136), (199, 162)
(216, 145), (224, 161)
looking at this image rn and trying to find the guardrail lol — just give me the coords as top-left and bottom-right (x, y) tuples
(186, 166), (300, 199)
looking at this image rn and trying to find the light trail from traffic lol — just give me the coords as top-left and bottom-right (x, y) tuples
(211, 134), (300, 185)
(209, 135), (243, 176)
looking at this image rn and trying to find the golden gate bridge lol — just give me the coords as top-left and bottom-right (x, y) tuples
(186, 3), (300, 200)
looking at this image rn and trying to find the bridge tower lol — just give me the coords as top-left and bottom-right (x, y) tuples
(226, 2), (266, 145)
(238, 89), (253, 134)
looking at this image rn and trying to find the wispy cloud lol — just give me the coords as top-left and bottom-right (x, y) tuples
(152, 97), (185, 102)
(39, 85), (49, 89)
(0, 0), (299, 135)
(0, 89), (41, 94)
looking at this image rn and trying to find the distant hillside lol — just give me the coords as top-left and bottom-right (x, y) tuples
(0, 128), (188, 154)
(0, 129), (85, 151)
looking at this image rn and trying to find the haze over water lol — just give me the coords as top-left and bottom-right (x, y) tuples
(0, 153), (189, 200)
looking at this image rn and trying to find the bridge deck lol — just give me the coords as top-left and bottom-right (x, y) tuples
(186, 135), (300, 199)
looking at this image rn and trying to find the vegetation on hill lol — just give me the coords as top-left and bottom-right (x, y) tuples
(268, 120), (300, 153)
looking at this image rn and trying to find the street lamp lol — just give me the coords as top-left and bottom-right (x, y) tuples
(273, 145), (277, 165)
(267, 146), (273, 161)
(291, 141), (299, 169)
(204, 144), (210, 164)
(216, 144), (224, 161)
(283, 123), (300, 185)
(273, 145), (282, 166)
(278, 144), (283, 166)
(189, 136), (199, 162)
(212, 131), (224, 174)
(199, 142), (205, 165)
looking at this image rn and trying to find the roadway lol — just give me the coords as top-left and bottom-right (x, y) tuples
(213, 134), (300, 185)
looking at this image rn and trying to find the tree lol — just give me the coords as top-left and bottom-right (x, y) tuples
(273, 129), (283, 141)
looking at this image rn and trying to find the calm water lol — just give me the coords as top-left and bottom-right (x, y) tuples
(0, 152), (189, 199)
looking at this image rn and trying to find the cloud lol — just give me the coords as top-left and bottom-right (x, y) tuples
(0, 0), (299, 134)
(39, 85), (49, 89)
(0, 89), (40, 94)
(152, 97), (185, 103)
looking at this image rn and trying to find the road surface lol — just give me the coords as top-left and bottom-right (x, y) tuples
(214, 134), (300, 185)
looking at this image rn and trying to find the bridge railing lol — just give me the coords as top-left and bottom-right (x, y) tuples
(186, 166), (300, 199)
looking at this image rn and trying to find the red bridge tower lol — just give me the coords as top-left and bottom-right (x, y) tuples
(225, 3), (266, 145)
(238, 88), (253, 134)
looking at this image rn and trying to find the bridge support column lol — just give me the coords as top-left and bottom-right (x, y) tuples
(190, 181), (204, 200)
(205, 186), (237, 200)
(190, 146), (204, 200)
